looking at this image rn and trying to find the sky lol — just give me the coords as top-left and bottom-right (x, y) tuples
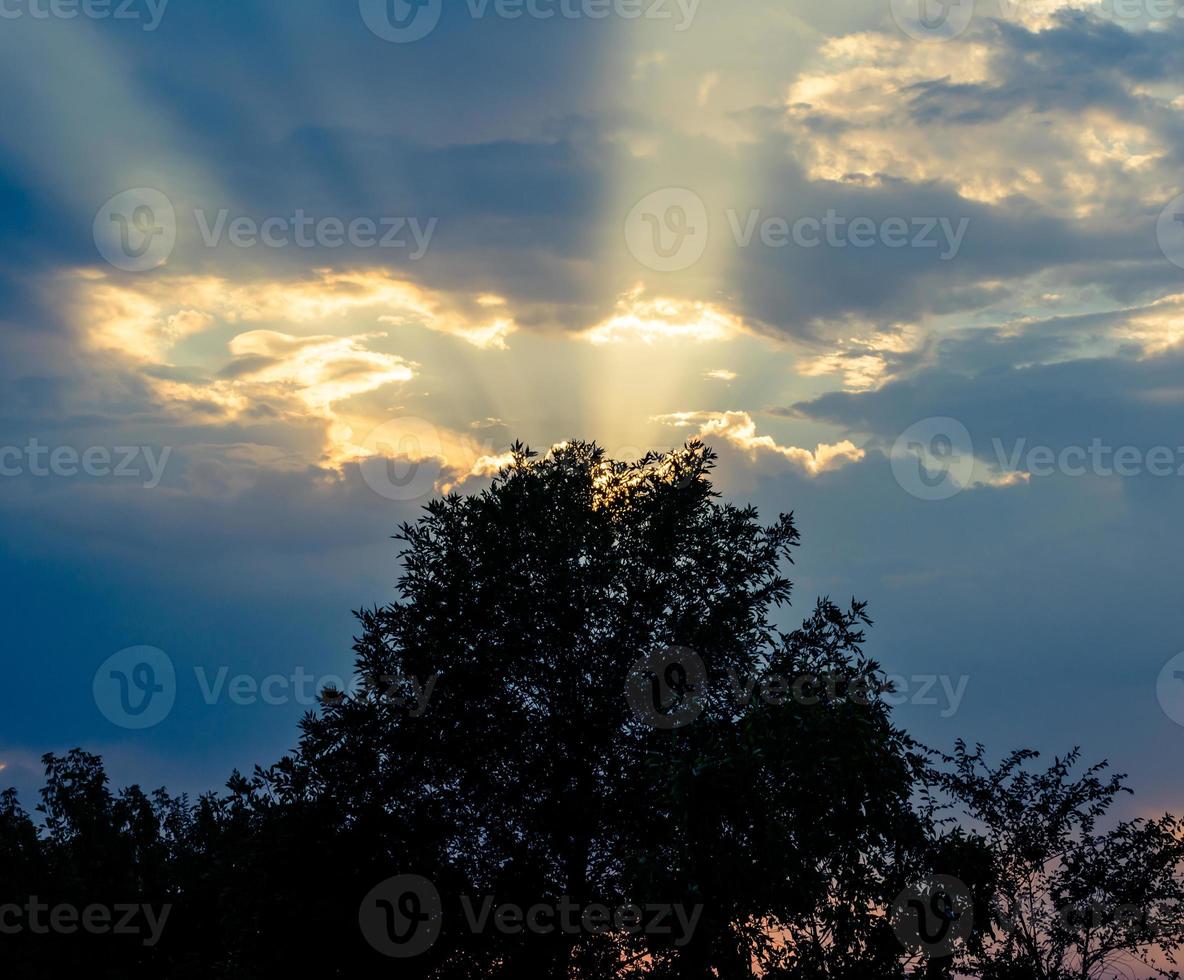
(2, 0), (1184, 818)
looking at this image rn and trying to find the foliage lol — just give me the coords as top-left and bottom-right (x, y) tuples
(0, 442), (1180, 979)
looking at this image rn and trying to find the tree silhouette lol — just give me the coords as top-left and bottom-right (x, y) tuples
(937, 742), (1184, 980)
(264, 440), (934, 977)
(0, 441), (1181, 979)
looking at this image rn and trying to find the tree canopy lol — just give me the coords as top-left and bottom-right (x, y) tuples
(1, 441), (1180, 979)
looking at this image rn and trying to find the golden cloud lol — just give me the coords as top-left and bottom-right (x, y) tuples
(580, 285), (747, 345)
(786, 27), (1170, 218)
(654, 410), (864, 475)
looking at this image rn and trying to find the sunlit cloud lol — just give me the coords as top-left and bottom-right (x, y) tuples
(226, 330), (415, 411)
(1117, 293), (1184, 356)
(654, 410), (865, 475)
(785, 26), (1172, 217)
(342, 416), (514, 496)
(581, 285), (747, 345)
(67, 267), (519, 362)
(443, 451), (518, 493)
(797, 323), (923, 391)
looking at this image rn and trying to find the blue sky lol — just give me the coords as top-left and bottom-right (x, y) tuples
(2, 0), (1184, 817)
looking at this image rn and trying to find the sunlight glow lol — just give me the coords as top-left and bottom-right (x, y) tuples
(581, 285), (746, 345)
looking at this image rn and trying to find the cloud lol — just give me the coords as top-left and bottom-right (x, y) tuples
(796, 321), (924, 390)
(654, 410), (865, 475)
(69, 268), (520, 358)
(791, 337), (1184, 481)
(785, 15), (1181, 218)
(225, 330), (415, 410)
(580, 285), (748, 345)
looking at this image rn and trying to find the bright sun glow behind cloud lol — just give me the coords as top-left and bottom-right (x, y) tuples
(581, 285), (747, 345)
